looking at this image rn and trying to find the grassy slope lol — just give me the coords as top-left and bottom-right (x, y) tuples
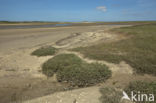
(73, 24), (156, 75)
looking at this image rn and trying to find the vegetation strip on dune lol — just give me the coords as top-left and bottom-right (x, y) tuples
(42, 54), (111, 87)
(72, 24), (156, 75)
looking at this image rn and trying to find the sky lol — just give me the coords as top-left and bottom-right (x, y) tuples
(0, 0), (156, 22)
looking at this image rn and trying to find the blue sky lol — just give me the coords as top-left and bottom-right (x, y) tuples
(0, 0), (156, 22)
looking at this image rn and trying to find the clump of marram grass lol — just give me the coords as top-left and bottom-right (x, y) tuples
(31, 46), (57, 56)
(99, 87), (122, 103)
(42, 54), (111, 87)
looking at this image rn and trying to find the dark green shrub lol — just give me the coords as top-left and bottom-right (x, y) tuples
(42, 54), (83, 76)
(32, 46), (57, 56)
(42, 54), (111, 86)
(57, 63), (111, 87)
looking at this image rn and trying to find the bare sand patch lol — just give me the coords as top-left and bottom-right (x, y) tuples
(23, 86), (101, 103)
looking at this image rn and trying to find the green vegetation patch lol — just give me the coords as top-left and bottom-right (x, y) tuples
(32, 46), (57, 56)
(124, 81), (156, 103)
(42, 54), (111, 87)
(99, 87), (122, 103)
(42, 54), (83, 76)
(57, 63), (111, 87)
(72, 24), (156, 75)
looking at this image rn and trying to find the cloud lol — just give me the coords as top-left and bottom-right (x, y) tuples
(96, 6), (107, 12)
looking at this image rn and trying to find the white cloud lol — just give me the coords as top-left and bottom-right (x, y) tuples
(96, 6), (107, 12)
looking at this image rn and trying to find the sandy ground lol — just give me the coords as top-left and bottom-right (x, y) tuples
(0, 25), (122, 53)
(24, 86), (102, 103)
(1, 24), (156, 103)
